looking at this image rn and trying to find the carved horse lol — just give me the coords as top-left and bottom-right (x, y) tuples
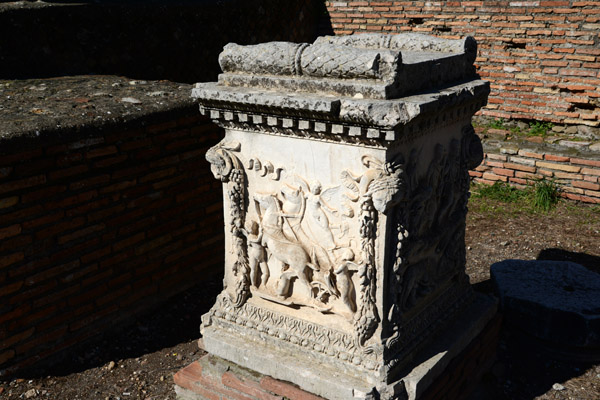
(253, 193), (317, 298)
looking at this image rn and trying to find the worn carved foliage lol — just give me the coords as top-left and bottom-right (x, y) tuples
(383, 125), (479, 362)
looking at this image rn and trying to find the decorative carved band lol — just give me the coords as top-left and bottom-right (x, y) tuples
(202, 293), (381, 371)
(199, 98), (487, 148)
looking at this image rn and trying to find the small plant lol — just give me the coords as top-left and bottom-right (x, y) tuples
(472, 181), (529, 203)
(489, 118), (506, 129)
(527, 121), (553, 137)
(533, 179), (560, 212)
(510, 126), (522, 135)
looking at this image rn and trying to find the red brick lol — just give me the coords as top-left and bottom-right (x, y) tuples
(0, 327), (35, 349)
(0, 224), (21, 240)
(0, 252), (24, 269)
(69, 304), (118, 332)
(571, 158), (600, 168)
(0, 149), (43, 166)
(94, 155), (128, 168)
(66, 197), (112, 217)
(49, 165), (89, 180)
(15, 326), (69, 355)
(564, 192), (600, 203)
(221, 372), (281, 400)
(554, 171), (583, 180)
(84, 146), (117, 159)
(544, 154), (570, 162)
(0, 234), (32, 253)
(0, 280), (24, 297)
(585, 189), (600, 198)
(113, 232), (145, 252)
(0, 175), (46, 195)
(492, 167), (514, 177)
(21, 185), (67, 203)
(35, 217), (85, 240)
(260, 377), (324, 400)
(22, 210), (64, 229)
(515, 171), (543, 180)
(56, 152), (83, 167)
(0, 195), (19, 209)
(583, 167), (600, 176)
(69, 174), (110, 191)
(87, 204), (127, 222)
(503, 163), (537, 173)
(174, 362), (220, 400)
(509, 177), (530, 185)
(573, 180), (600, 191)
(57, 223), (105, 245)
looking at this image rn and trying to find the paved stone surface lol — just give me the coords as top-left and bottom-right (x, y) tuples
(491, 260), (600, 349)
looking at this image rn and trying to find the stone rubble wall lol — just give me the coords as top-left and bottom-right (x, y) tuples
(324, 1), (600, 127)
(0, 110), (224, 375)
(470, 137), (600, 203)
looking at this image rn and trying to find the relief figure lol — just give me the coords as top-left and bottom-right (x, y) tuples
(240, 220), (270, 288)
(253, 193), (318, 299)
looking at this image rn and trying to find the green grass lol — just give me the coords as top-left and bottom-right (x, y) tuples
(532, 179), (560, 212)
(527, 121), (553, 137)
(488, 118), (506, 129)
(470, 179), (561, 214)
(471, 181), (529, 203)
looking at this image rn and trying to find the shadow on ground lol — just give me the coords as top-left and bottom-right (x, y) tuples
(473, 248), (599, 399)
(537, 247), (600, 274)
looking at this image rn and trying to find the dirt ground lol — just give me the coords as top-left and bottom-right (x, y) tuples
(1, 197), (599, 400)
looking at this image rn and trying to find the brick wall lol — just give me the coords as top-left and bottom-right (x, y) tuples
(471, 143), (600, 203)
(0, 0), (322, 83)
(0, 108), (224, 375)
(324, 1), (600, 127)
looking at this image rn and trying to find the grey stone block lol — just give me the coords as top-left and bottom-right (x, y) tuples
(491, 259), (600, 349)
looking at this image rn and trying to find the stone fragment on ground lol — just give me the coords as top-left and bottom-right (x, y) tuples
(491, 259), (600, 356)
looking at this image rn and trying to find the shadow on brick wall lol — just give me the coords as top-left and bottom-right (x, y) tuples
(0, 0), (323, 82)
(19, 274), (223, 378)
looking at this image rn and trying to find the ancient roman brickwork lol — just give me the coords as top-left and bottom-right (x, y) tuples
(471, 145), (600, 203)
(0, 0), (322, 83)
(0, 110), (224, 375)
(324, 1), (600, 127)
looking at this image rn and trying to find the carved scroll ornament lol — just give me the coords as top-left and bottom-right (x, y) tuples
(205, 141), (250, 308)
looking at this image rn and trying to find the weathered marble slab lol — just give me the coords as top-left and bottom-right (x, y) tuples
(212, 32), (478, 100)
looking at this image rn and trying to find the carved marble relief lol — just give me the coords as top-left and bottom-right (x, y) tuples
(205, 141), (250, 308)
(206, 142), (406, 348)
(383, 125), (479, 359)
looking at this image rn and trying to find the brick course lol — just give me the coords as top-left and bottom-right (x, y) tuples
(0, 108), (224, 376)
(324, 1), (600, 126)
(474, 141), (600, 203)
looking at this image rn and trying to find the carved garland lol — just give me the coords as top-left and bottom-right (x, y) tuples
(205, 141), (250, 308)
(355, 197), (379, 349)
